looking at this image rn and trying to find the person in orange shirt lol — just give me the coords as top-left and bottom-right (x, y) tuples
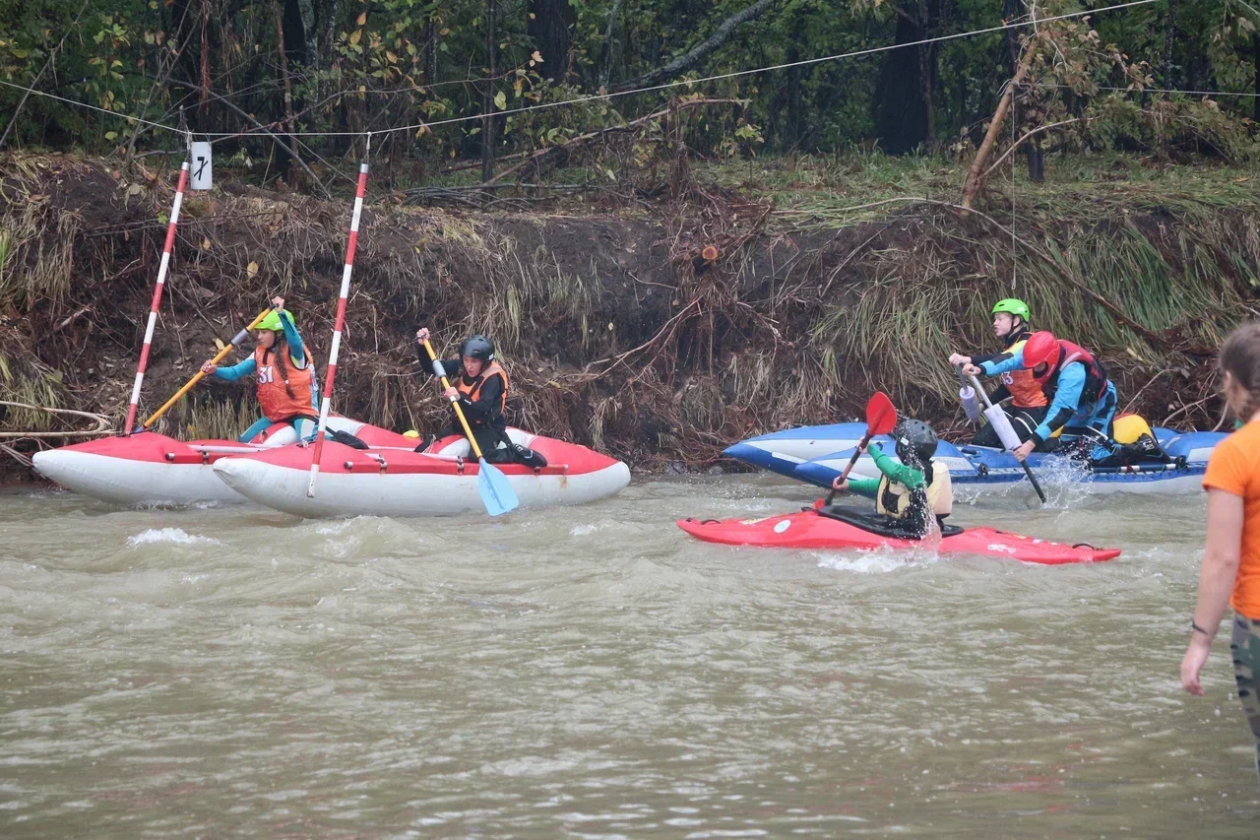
(1181, 322), (1260, 780)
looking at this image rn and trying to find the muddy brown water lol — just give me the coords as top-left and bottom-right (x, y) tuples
(1, 475), (1256, 838)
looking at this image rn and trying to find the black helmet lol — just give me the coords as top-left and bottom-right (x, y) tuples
(893, 418), (937, 465)
(459, 334), (495, 362)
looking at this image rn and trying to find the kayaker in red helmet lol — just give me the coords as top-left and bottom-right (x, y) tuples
(830, 418), (953, 538)
(200, 296), (319, 443)
(948, 297), (1049, 447)
(414, 326), (537, 465)
(962, 330), (1117, 462)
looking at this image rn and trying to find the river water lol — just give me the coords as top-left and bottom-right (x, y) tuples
(1, 476), (1256, 838)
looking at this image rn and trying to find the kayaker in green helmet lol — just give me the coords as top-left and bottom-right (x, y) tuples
(829, 418), (953, 538)
(948, 297), (1049, 448)
(200, 296), (319, 443)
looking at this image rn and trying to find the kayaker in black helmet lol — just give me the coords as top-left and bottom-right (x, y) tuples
(829, 418), (953, 538)
(414, 327), (512, 458)
(414, 327), (547, 467)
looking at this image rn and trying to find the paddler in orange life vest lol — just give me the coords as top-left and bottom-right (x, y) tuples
(200, 296), (319, 443)
(414, 326), (520, 463)
(962, 330), (1119, 463)
(947, 298), (1049, 448)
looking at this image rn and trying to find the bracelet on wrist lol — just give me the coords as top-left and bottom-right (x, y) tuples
(1191, 620), (1214, 638)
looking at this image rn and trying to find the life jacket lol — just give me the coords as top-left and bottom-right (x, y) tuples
(1001, 329), (1048, 408)
(456, 360), (509, 415)
(875, 460), (953, 520)
(253, 344), (317, 422)
(1040, 339), (1108, 406)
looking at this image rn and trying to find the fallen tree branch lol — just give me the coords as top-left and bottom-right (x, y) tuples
(487, 98), (745, 185)
(981, 116), (1095, 181)
(0, 401), (114, 438)
(611, 0), (779, 92)
(164, 77), (332, 198)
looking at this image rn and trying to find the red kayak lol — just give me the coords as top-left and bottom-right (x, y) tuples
(677, 506), (1120, 565)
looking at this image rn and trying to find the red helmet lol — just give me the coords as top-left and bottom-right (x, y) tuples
(1022, 331), (1061, 377)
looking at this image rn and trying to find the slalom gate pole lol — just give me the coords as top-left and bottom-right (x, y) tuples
(307, 135), (371, 497)
(123, 158), (190, 435)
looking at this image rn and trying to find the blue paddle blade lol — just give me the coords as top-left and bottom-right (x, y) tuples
(478, 458), (520, 516)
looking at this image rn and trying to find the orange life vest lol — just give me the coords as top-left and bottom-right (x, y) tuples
(253, 344), (317, 422)
(1002, 338), (1049, 408)
(456, 360), (509, 413)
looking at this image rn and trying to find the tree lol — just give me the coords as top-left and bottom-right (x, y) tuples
(528, 0), (576, 80)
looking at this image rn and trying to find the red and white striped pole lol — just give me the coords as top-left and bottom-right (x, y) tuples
(307, 137), (371, 497)
(124, 159), (190, 435)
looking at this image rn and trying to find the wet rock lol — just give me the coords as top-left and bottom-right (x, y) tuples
(666, 461), (687, 476)
(707, 465), (724, 476)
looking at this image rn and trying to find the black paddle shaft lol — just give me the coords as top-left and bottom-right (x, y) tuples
(825, 433), (872, 506)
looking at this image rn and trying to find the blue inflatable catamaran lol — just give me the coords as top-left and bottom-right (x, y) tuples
(725, 422), (1225, 494)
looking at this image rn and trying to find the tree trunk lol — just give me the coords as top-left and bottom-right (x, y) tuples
(528, 0), (576, 81)
(786, 44), (801, 149)
(1255, 33), (1259, 124)
(961, 34), (1039, 210)
(598, 0), (625, 89)
(275, 2), (301, 184)
(482, 0), (497, 182)
(1163, 0), (1178, 89)
(282, 0), (308, 64)
(1002, 0), (1020, 74)
(919, 39), (936, 148)
(874, 8), (929, 155)
(425, 16), (439, 85)
(1026, 138), (1044, 182)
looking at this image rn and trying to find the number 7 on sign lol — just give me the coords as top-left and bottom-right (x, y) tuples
(190, 141), (213, 190)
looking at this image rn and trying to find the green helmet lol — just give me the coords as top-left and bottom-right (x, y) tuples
(255, 309), (295, 333)
(992, 298), (1031, 323)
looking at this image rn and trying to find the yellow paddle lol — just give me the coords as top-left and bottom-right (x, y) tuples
(422, 338), (520, 516)
(142, 308), (271, 430)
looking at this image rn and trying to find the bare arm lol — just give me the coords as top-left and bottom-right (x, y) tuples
(1181, 489), (1245, 695)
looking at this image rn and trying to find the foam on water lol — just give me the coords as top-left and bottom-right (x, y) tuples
(126, 528), (221, 547)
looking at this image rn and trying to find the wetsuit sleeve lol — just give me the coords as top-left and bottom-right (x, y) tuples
(212, 356), (257, 382)
(279, 314), (306, 368)
(971, 349), (1016, 367)
(415, 343), (462, 381)
(1031, 362), (1086, 445)
(847, 476), (880, 498)
(868, 442), (925, 489)
(980, 346), (1024, 377)
(457, 374), (504, 423)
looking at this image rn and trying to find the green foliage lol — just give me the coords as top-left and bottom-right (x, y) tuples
(0, 0), (1254, 176)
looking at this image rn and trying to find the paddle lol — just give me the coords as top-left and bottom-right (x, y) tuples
(824, 391), (897, 505)
(142, 308), (271, 430)
(965, 371), (1046, 503)
(422, 338), (520, 516)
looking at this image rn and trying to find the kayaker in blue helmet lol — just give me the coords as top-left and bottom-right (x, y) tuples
(948, 298), (1049, 447)
(829, 418), (954, 538)
(963, 330), (1117, 463)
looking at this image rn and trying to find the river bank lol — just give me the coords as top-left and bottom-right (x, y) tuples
(2, 151), (1257, 481)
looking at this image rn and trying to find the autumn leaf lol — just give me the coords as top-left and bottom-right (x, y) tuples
(246, 260), (259, 278)
(494, 90), (507, 110)
(356, 12), (367, 25)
